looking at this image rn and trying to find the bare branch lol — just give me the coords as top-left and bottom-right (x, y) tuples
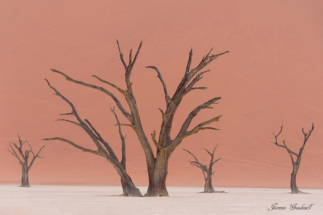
(212, 144), (218, 155)
(60, 112), (74, 116)
(184, 116), (221, 138)
(56, 119), (81, 127)
(12, 141), (26, 163)
(205, 149), (213, 157)
(116, 40), (127, 69)
(283, 140), (295, 163)
(110, 106), (127, 168)
(172, 50), (229, 102)
(176, 97), (221, 139)
(48, 70), (131, 121)
(28, 145), (45, 170)
(212, 157), (221, 166)
(92, 75), (125, 94)
(298, 123), (314, 158)
(151, 130), (161, 149)
(128, 49), (132, 67)
(184, 149), (207, 180)
(116, 40), (142, 82)
(173, 86), (208, 104)
(146, 66), (170, 105)
(186, 70), (210, 91)
(43, 137), (99, 155)
(169, 116), (221, 152)
(185, 48), (193, 74)
(84, 119), (118, 161)
(131, 41), (143, 67)
(272, 123), (298, 157)
(7, 146), (23, 164)
(115, 123), (135, 128)
(45, 79), (109, 152)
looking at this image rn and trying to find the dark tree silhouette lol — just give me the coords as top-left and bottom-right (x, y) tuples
(184, 144), (224, 193)
(272, 123), (314, 194)
(43, 80), (142, 197)
(49, 40), (228, 196)
(7, 134), (45, 187)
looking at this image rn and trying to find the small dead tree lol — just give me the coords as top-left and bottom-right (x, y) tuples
(184, 145), (223, 193)
(272, 123), (314, 194)
(7, 134), (45, 187)
(49, 41), (228, 196)
(43, 80), (142, 197)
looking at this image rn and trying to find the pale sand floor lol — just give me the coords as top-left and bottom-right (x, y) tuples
(0, 185), (322, 215)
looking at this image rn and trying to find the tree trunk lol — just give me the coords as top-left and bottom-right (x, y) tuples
(21, 165), (30, 187)
(102, 154), (142, 197)
(121, 179), (127, 196)
(204, 166), (215, 193)
(145, 150), (169, 197)
(120, 177), (142, 197)
(113, 167), (141, 197)
(290, 164), (300, 193)
(204, 175), (215, 193)
(121, 177), (142, 197)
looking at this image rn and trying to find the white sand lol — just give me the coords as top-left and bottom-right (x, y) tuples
(0, 185), (322, 215)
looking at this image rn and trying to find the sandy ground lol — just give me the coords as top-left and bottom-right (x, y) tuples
(0, 185), (322, 215)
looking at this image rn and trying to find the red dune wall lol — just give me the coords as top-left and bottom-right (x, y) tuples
(0, 0), (322, 189)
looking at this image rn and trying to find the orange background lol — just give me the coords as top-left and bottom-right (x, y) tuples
(0, 0), (322, 189)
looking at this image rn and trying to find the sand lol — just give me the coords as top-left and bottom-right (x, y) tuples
(0, 185), (322, 215)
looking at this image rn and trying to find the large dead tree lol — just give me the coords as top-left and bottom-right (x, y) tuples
(7, 135), (45, 187)
(272, 123), (314, 194)
(49, 40), (228, 196)
(184, 145), (223, 193)
(43, 80), (142, 197)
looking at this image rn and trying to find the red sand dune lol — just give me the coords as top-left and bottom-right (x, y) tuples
(0, 0), (322, 189)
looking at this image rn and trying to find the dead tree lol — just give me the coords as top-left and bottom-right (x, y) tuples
(49, 40), (228, 196)
(43, 80), (142, 197)
(272, 123), (314, 194)
(7, 135), (45, 187)
(184, 145), (223, 193)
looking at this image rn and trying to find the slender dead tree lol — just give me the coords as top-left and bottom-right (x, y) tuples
(49, 40), (228, 196)
(43, 80), (142, 197)
(184, 145), (223, 193)
(7, 134), (45, 187)
(272, 123), (314, 194)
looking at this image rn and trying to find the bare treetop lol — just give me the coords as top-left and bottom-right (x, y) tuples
(7, 134), (45, 187)
(184, 144), (223, 193)
(272, 123), (314, 194)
